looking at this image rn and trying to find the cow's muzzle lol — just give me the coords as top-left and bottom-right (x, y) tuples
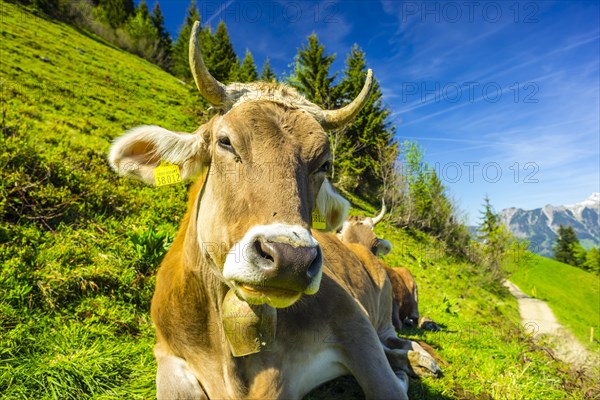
(223, 224), (323, 308)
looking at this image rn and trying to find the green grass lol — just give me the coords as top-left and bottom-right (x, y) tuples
(509, 253), (600, 352)
(0, 2), (596, 398)
(1, 2), (196, 397)
(373, 224), (582, 399)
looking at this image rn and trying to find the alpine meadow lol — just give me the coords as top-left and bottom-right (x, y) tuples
(1, 1), (598, 399)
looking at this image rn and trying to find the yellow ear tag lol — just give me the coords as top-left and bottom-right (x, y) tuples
(154, 161), (182, 187)
(311, 209), (327, 231)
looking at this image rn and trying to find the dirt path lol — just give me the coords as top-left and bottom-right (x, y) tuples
(504, 280), (597, 368)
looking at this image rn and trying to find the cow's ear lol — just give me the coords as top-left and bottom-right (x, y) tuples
(108, 125), (210, 185)
(376, 239), (392, 256)
(316, 178), (350, 231)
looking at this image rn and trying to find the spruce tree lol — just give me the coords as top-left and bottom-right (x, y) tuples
(238, 50), (258, 83)
(137, 0), (150, 18)
(205, 21), (239, 83)
(125, 0), (160, 61)
(404, 141), (430, 226)
(477, 195), (509, 278)
(478, 195), (499, 240)
(428, 169), (453, 235)
(151, 1), (172, 69)
(97, 0), (135, 28)
(172, 0), (200, 80)
(289, 34), (336, 109)
(127, 0), (154, 39)
(260, 58), (277, 82)
(151, 1), (169, 44)
(553, 225), (580, 265)
(335, 44), (394, 196)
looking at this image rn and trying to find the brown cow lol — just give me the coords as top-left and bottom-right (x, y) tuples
(338, 203), (392, 257)
(338, 205), (440, 332)
(109, 22), (440, 399)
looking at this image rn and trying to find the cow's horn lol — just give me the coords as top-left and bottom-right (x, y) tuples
(319, 69), (374, 130)
(189, 21), (227, 106)
(372, 200), (386, 226)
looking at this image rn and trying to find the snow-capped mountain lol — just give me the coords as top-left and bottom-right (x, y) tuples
(499, 193), (599, 257)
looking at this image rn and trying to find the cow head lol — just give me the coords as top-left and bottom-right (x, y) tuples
(108, 22), (373, 308)
(338, 202), (392, 256)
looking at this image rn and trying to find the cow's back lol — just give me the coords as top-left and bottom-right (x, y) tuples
(385, 266), (419, 323)
(313, 231), (392, 331)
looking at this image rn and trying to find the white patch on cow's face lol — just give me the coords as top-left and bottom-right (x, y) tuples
(362, 217), (375, 229)
(223, 224), (322, 308)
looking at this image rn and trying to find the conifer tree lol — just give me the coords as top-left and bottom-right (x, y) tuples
(553, 225), (580, 266)
(151, 1), (169, 44)
(125, 0), (160, 61)
(428, 169), (454, 235)
(477, 195), (510, 278)
(137, 0), (150, 18)
(151, 1), (172, 69)
(172, 0), (200, 80)
(477, 195), (507, 251)
(260, 58), (277, 82)
(127, 0), (154, 38)
(403, 141), (430, 225)
(478, 195), (499, 240)
(289, 34), (336, 109)
(238, 50), (258, 83)
(205, 21), (239, 83)
(97, 0), (135, 28)
(335, 44), (394, 196)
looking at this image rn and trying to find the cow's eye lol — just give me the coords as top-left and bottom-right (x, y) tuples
(371, 239), (380, 256)
(317, 161), (331, 174)
(217, 136), (235, 152)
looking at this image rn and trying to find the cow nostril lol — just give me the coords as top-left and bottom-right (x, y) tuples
(254, 239), (275, 263)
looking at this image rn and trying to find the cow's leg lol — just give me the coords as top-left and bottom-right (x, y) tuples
(155, 349), (206, 400)
(384, 346), (441, 378)
(336, 323), (410, 400)
(382, 334), (418, 351)
(394, 369), (410, 394)
(391, 299), (403, 332)
(379, 327), (441, 378)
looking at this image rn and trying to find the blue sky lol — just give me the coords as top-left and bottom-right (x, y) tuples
(147, 0), (599, 224)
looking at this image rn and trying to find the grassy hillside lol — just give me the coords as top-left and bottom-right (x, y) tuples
(0, 2), (595, 398)
(509, 253), (600, 352)
(1, 2), (198, 398)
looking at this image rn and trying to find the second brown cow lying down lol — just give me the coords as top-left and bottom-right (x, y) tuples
(338, 206), (440, 332)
